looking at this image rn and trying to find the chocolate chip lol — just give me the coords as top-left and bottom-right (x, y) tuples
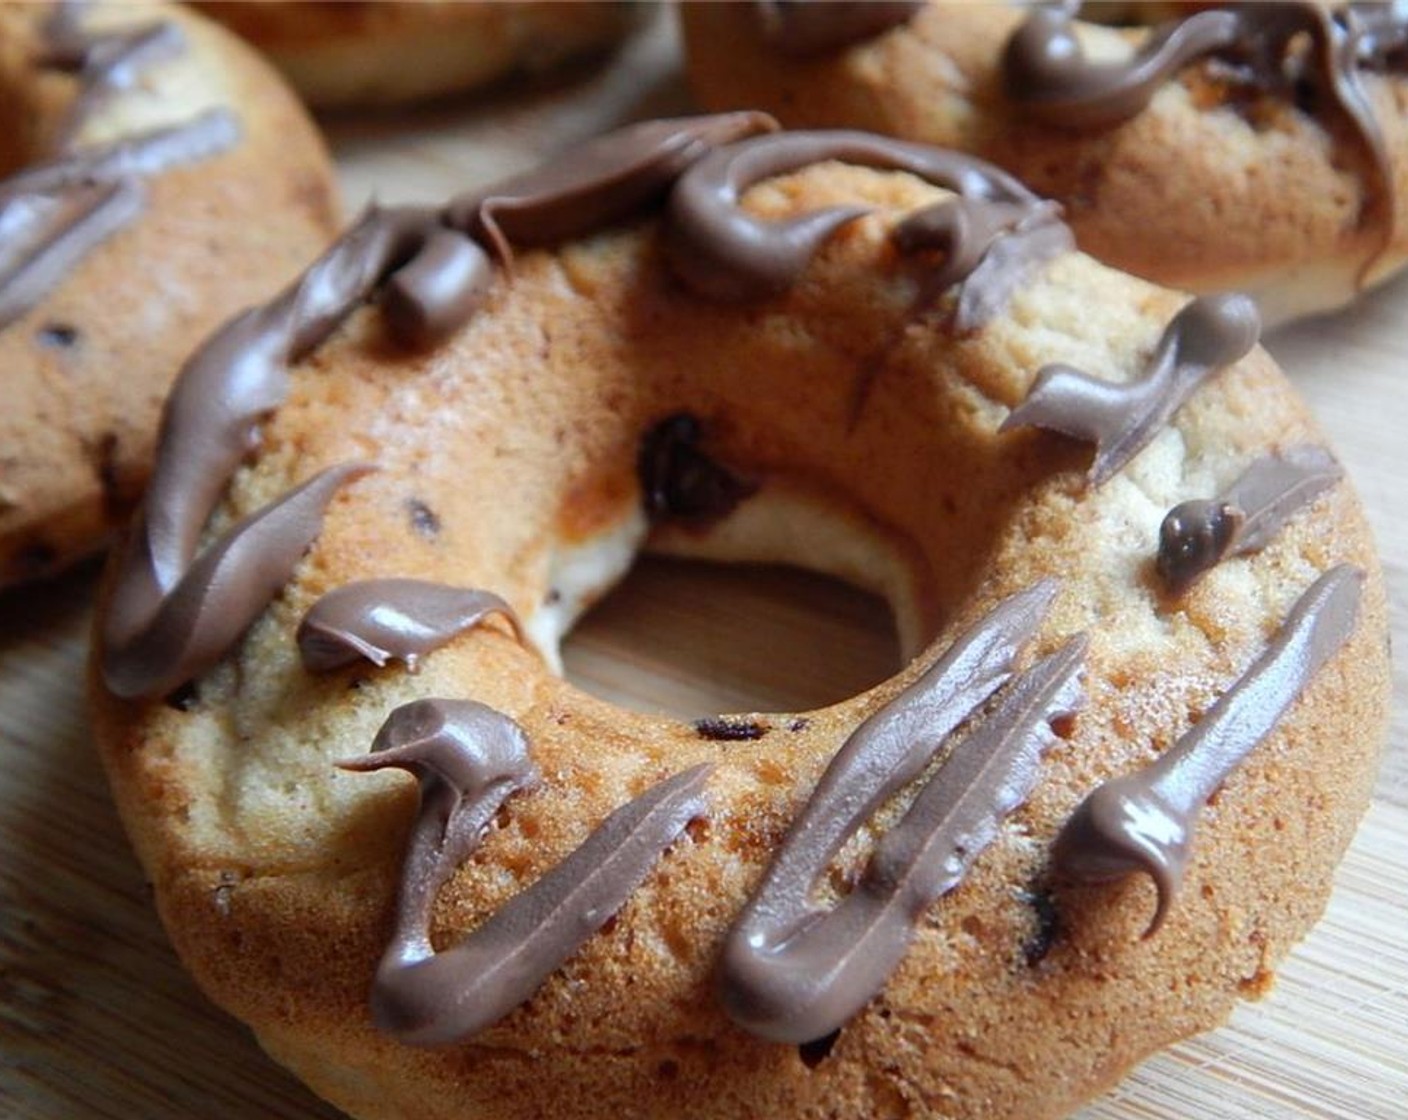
(788, 717), (811, 733)
(37, 323), (79, 348)
(406, 498), (440, 539)
(694, 717), (766, 742)
(797, 1029), (841, 1069)
(1019, 887), (1059, 966)
(638, 412), (756, 523)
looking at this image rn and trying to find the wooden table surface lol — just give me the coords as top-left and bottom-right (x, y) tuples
(2, 10), (1405, 1119)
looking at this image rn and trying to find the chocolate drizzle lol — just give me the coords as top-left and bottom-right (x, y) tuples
(0, 6), (240, 330)
(1004, 3), (1408, 280)
(1005, 7), (1243, 130)
(445, 113), (778, 264)
(1054, 564), (1362, 936)
(298, 580), (523, 673)
(1158, 446), (1343, 594)
(892, 196), (1073, 332)
(718, 581), (1083, 1043)
(754, 1), (922, 59)
(667, 130), (1069, 317)
(1001, 293), (1261, 486)
(345, 700), (710, 1045)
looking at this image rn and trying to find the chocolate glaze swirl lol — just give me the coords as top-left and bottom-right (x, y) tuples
(718, 580), (1073, 1043)
(1054, 564), (1362, 936)
(344, 697), (711, 1045)
(0, 6), (240, 330)
(1158, 445), (1343, 594)
(298, 580), (523, 674)
(666, 130), (1069, 315)
(1001, 293), (1261, 486)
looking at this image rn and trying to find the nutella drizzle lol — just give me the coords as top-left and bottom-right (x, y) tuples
(892, 195), (1072, 332)
(444, 113), (779, 264)
(1054, 564), (1363, 936)
(298, 580), (523, 674)
(1158, 446), (1343, 594)
(718, 581), (1079, 1043)
(666, 130), (1070, 318)
(754, 1), (923, 59)
(344, 697), (710, 1045)
(1001, 293), (1261, 486)
(0, 5), (240, 330)
(1004, 3), (1408, 279)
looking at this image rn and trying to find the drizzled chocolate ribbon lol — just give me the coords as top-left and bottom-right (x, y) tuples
(298, 579), (523, 673)
(1054, 564), (1362, 936)
(0, 7), (240, 330)
(344, 698), (711, 1045)
(1001, 293), (1261, 486)
(1158, 445), (1343, 594)
(667, 130), (1070, 318)
(719, 581), (1084, 1043)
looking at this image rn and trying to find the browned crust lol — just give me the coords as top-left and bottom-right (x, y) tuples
(90, 165), (1389, 1120)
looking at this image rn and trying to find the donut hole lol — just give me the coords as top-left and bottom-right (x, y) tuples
(560, 555), (902, 718)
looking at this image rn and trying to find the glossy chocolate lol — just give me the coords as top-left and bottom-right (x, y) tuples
(893, 195), (1073, 331)
(446, 113), (778, 263)
(102, 464), (371, 699)
(754, 0), (922, 58)
(1054, 565), (1362, 936)
(1005, 7), (1241, 129)
(346, 701), (710, 1045)
(666, 129), (1067, 323)
(719, 581), (1073, 1043)
(1001, 293), (1261, 485)
(1158, 446), (1343, 594)
(0, 9), (239, 329)
(298, 580), (522, 673)
(0, 180), (142, 329)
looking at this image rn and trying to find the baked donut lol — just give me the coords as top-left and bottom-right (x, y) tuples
(680, 1), (1408, 326)
(195, 1), (649, 110)
(0, 0), (338, 587)
(90, 117), (1389, 1120)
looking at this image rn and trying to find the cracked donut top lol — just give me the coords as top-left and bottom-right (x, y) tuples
(96, 115), (1363, 1048)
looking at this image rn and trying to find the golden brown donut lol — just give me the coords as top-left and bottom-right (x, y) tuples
(196, 0), (649, 109)
(90, 118), (1389, 1120)
(680, 1), (1408, 327)
(0, 0), (338, 587)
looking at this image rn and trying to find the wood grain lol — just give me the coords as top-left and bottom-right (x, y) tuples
(2, 10), (1404, 1119)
